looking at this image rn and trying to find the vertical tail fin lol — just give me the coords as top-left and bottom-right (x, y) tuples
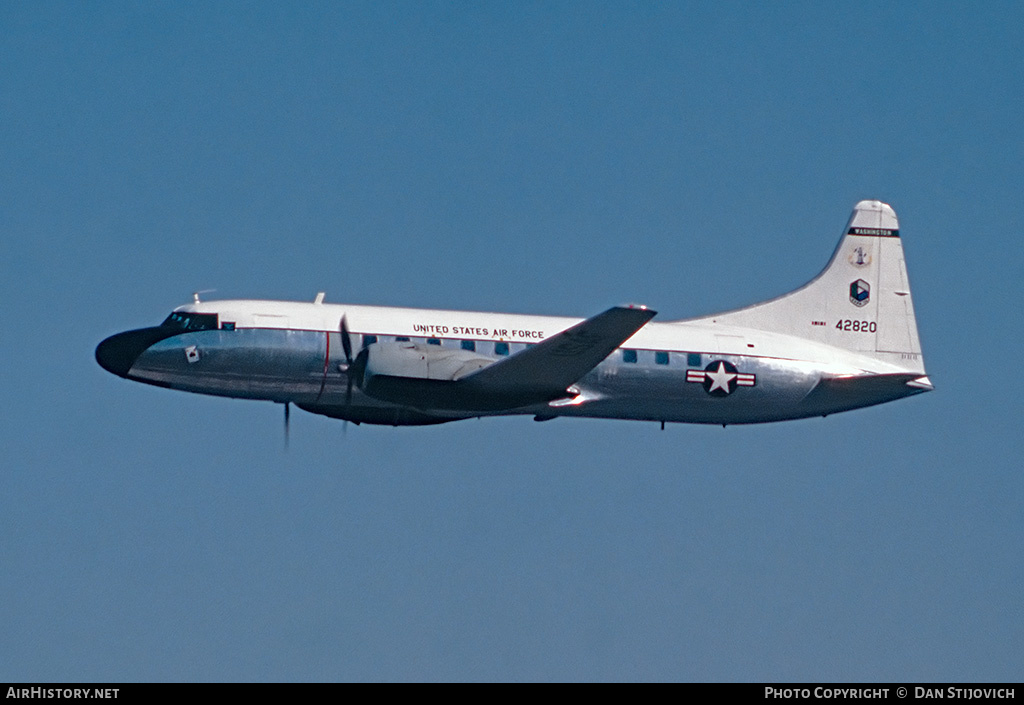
(691, 201), (926, 373)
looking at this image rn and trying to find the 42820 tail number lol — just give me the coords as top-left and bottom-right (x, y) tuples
(836, 320), (876, 333)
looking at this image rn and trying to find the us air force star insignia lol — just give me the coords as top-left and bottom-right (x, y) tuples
(686, 360), (756, 396)
(705, 361), (736, 393)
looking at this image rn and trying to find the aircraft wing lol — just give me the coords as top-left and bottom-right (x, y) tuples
(458, 305), (656, 400)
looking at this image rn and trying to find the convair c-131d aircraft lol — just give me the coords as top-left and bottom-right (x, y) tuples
(96, 200), (932, 429)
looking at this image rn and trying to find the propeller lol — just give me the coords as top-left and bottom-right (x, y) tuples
(340, 315), (353, 364)
(339, 315), (368, 408)
(337, 315), (370, 433)
(284, 401), (290, 449)
(340, 315), (354, 407)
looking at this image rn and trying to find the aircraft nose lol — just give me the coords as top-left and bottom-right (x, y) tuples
(95, 327), (176, 378)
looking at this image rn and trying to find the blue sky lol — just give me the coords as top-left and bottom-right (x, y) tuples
(2, 2), (1022, 681)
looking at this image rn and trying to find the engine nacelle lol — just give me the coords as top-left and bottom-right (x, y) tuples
(362, 342), (493, 383)
(358, 341), (558, 411)
(358, 341), (571, 412)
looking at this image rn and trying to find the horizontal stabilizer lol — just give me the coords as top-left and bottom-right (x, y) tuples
(801, 372), (933, 415)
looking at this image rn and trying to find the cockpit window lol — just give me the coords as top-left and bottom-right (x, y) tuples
(161, 312), (219, 331)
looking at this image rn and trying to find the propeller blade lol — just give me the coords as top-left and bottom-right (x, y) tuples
(284, 402), (290, 448)
(340, 315), (353, 367)
(340, 322), (368, 427)
(354, 348), (368, 387)
(344, 346), (370, 412)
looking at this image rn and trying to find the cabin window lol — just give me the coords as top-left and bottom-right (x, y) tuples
(461, 340), (475, 352)
(427, 338), (441, 346)
(221, 322), (235, 331)
(362, 334), (377, 347)
(395, 336), (410, 342)
(687, 353), (701, 367)
(622, 349), (637, 363)
(495, 342), (509, 356)
(655, 351), (670, 365)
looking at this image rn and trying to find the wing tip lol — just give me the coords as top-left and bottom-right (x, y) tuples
(617, 303), (658, 317)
